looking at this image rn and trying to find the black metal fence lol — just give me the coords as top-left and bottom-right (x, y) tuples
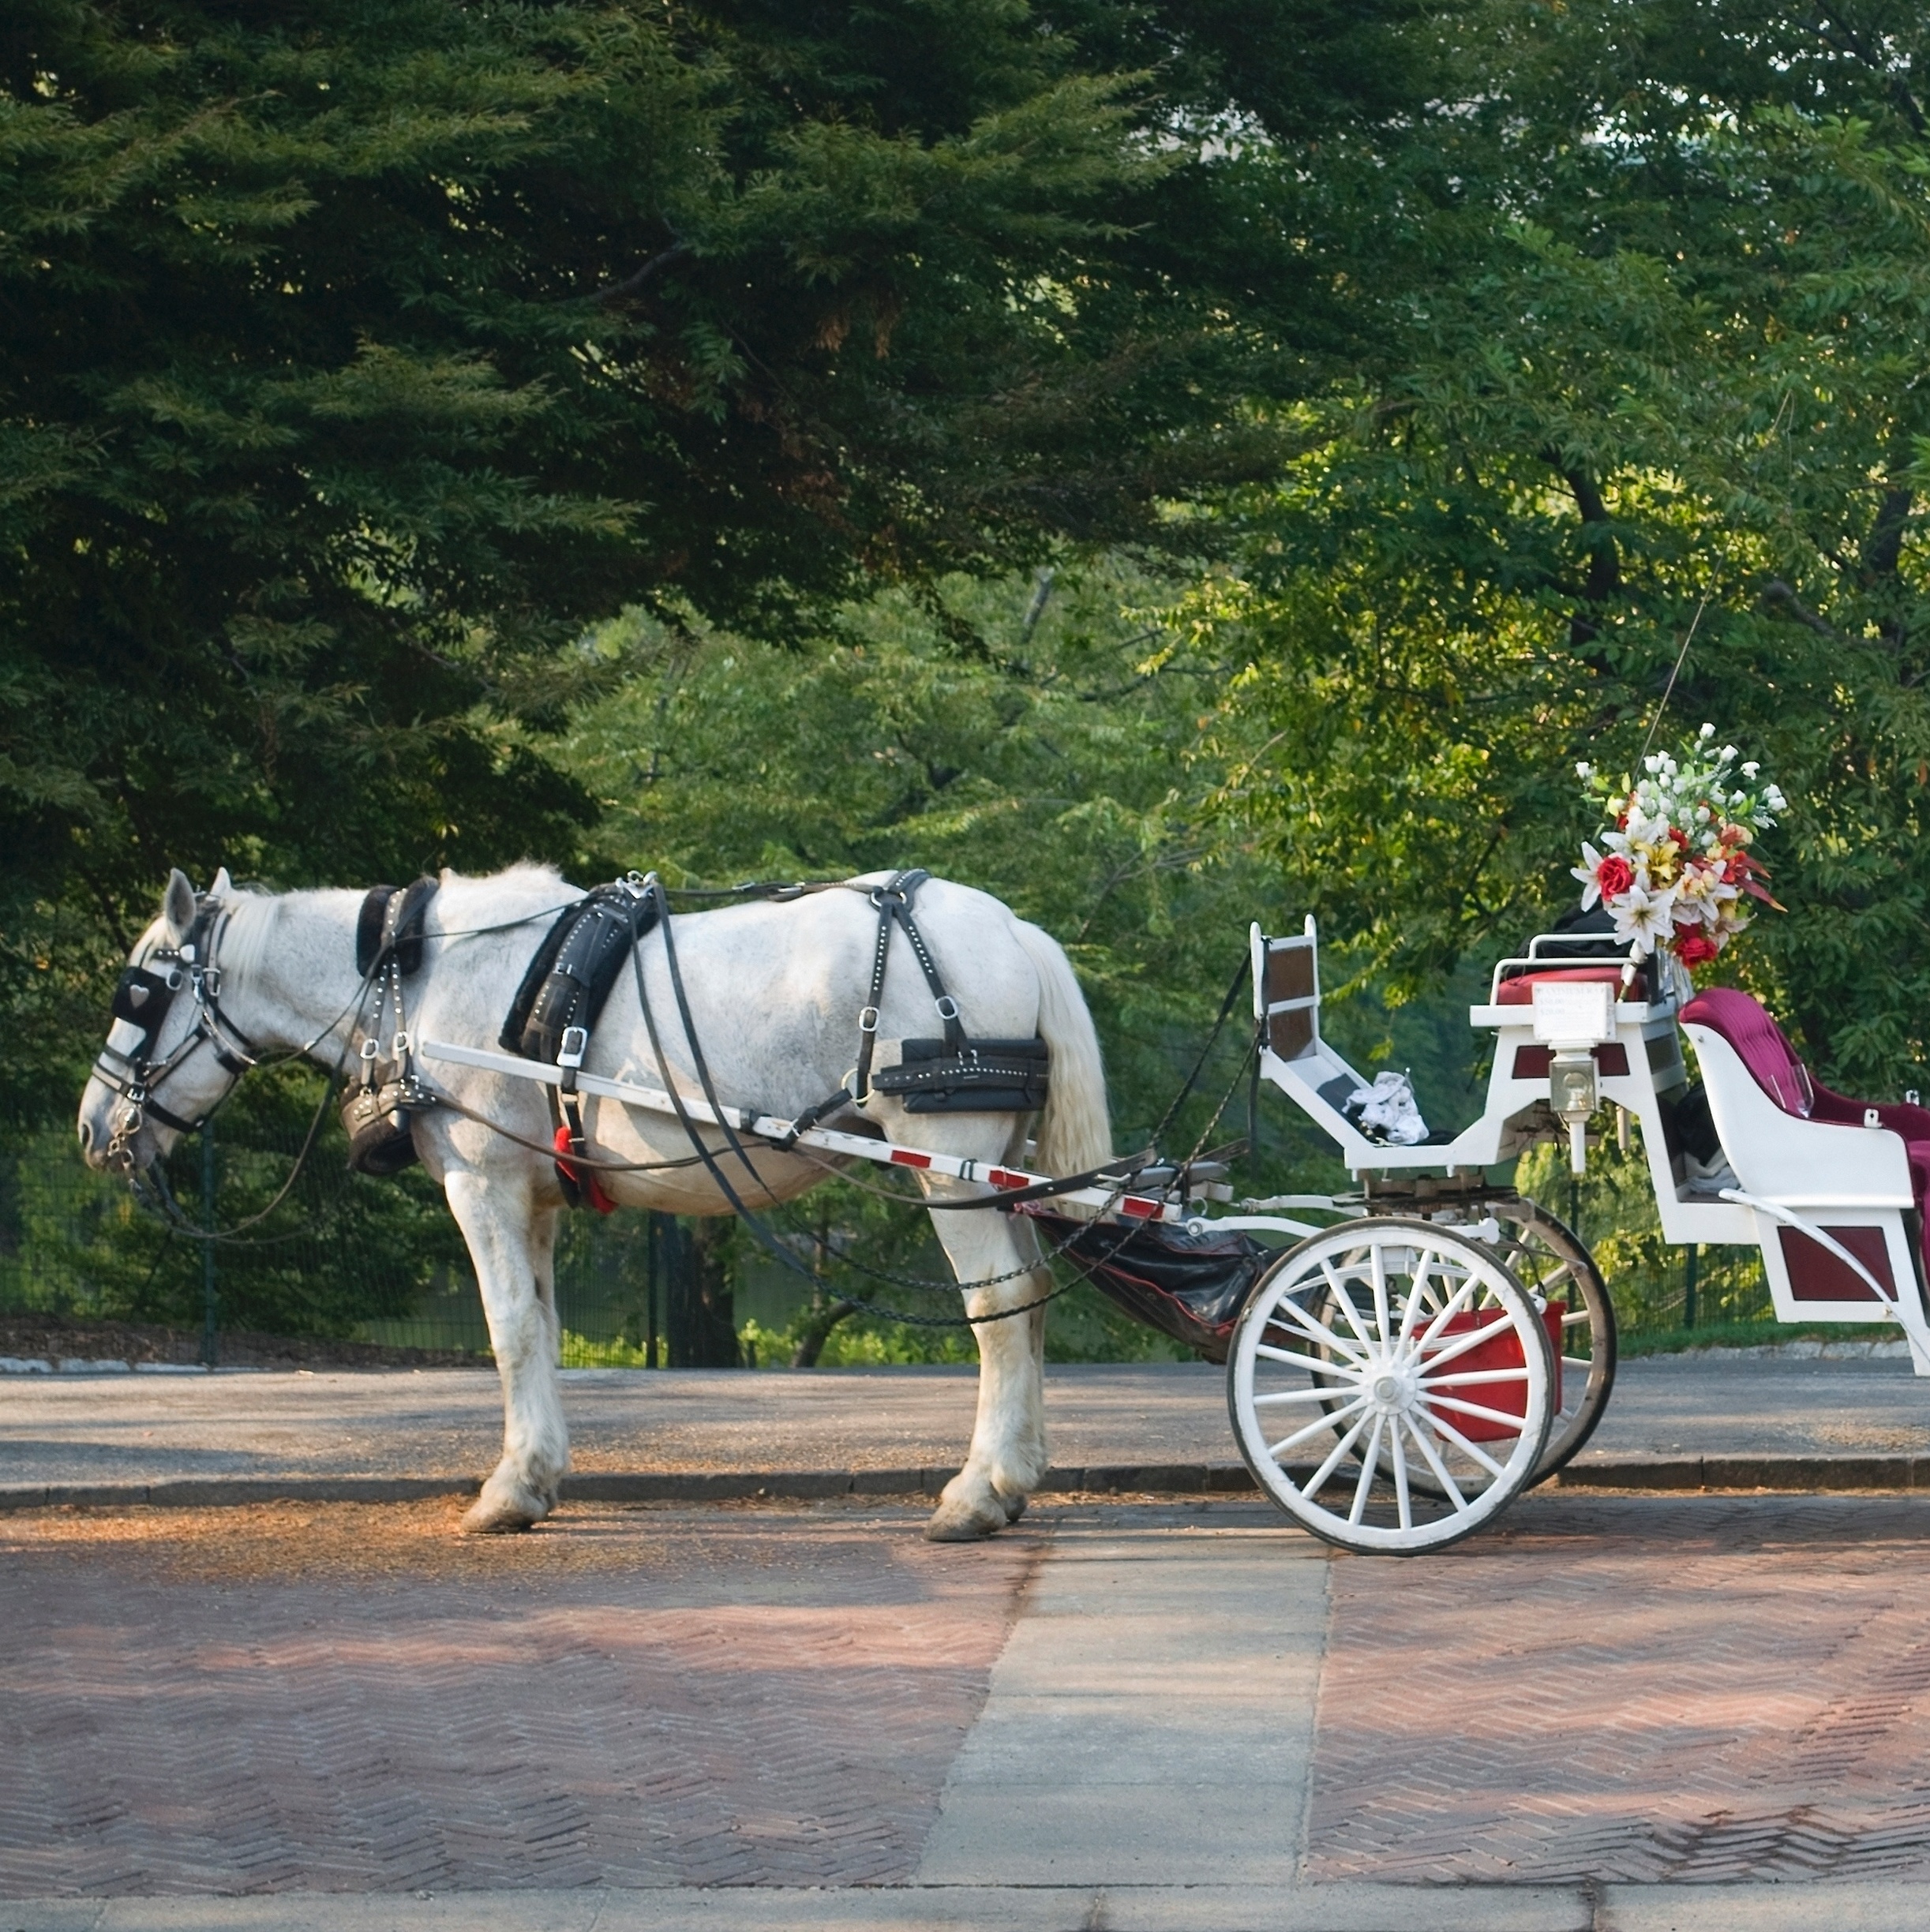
(0, 1083), (808, 1366)
(6, 1073), (1790, 1369)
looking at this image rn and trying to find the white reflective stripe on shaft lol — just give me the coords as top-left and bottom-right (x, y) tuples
(418, 1036), (1177, 1222)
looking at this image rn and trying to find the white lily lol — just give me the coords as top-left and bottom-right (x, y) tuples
(1572, 843), (1609, 909)
(1609, 882), (1681, 957)
(1672, 867), (1724, 925)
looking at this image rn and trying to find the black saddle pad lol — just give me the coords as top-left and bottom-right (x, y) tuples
(871, 1036), (1050, 1114)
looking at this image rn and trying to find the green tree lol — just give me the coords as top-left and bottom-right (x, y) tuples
(7, 0), (1419, 1118)
(1185, 2), (1930, 1093)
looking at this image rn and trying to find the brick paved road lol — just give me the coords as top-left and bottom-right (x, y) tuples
(1308, 1492), (1930, 1885)
(13, 1492), (1930, 1914)
(0, 1500), (1035, 1897)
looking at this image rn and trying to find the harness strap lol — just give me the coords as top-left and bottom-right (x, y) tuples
(851, 871), (965, 1103)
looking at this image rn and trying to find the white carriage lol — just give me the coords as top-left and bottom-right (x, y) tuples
(1220, 917), (1930, 1554)
(409, 882), (1930, 1557)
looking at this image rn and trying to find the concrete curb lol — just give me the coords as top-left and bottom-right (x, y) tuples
(1552, 1452), (1930, 1491)
(4, 1453), (1928, 1512)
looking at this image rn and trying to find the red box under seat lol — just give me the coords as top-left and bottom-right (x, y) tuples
(1422, 1303), (1565, 1441)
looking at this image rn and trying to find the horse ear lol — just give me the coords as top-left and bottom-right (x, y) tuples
(161, 869), (197, 945)
(209, 866), (233, 898)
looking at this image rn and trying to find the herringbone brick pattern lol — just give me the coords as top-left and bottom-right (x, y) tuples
(1309, 1493), (1930, 1883)
(0, 1499), (1034, 1896)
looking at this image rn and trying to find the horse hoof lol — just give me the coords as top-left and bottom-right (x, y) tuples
(924, 1499), (1004, 1542)
(1001, 1492), (1028, 1524)
(461, 1496), (540, 1535)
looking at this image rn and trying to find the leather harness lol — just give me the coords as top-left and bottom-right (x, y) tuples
(93, 898), (261, 1163)
(341, 878), (440, 1175)
(497, 869), (1051, 1211)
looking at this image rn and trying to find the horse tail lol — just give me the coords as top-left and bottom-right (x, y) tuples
(1010, 918), (1112, 1181)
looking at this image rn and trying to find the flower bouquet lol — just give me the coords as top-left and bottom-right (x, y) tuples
(1572, 725), (1784, 971)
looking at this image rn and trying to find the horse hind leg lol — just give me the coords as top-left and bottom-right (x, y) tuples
(443, 1168), (571, 1533)
(924, 1207), (1050, 1542)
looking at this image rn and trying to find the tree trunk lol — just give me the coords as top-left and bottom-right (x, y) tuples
(663, 1217), (741, 1367)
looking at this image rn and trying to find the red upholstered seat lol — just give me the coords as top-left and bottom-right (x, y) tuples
(1495, 965), (1627, 1006)
(1679, 987), (1815, 1116)
(1682, 987), (1930, 1278)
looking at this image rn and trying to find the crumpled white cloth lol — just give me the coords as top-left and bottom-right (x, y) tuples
(1344, 1069), (1430, 1147)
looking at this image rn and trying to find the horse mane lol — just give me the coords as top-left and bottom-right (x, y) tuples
(214, 885), (281, 984)
(200, 862), (570, 984)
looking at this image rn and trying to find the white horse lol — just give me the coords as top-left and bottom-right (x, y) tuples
(77, 864), (1112, 1539)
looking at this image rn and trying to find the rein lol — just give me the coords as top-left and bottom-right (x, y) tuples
(100, 896), (582, 1243)
(97, 872), (1198, 1318)
(618, 871), (1151, 1325)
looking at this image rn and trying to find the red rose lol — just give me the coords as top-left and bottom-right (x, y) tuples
(1674, 932), (1719, 968)
(1595, 854), (1635, 897)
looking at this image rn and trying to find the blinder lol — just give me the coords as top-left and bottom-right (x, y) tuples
(93, 896), (260, 1161)
(110, 963), (184, 1052)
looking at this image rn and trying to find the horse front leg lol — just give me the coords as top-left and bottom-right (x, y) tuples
(925, 1210), (1050, 1541)
(444, 1166), (570, 1534)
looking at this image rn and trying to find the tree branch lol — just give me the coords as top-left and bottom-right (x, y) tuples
(1762, 578), (1846, 639)
(590, 240), (690, 305)
(1542, 449), (1621, 656)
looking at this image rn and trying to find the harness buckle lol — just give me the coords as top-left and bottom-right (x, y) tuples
(392, 1031), (412, 1058)
(857, 1005), (880, 1035)
(934, 994), (961, 1022)
(201, 966), (222, 997)
(360, 1036), (381, 1062)
(557, 1024), (589, 1070)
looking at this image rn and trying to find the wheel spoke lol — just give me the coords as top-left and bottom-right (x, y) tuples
(1269, 1396), (1368, 1458)
(1347, 1417), (1384, 1526)
(1400, 1246), (1448, 1342)
(1415, 1272), (1478, 1348)
(1272, 1292), (1370, 1366)
(1400, 1413), (1469, 1510)
(1255, 1342), (1354, 1375)
(1426, 1392), (1532, 1432)
(1420, 1366), (1531, 1390)
(1252, 1384), (1366, 1406)
(1390, 1418), (1414, 1530)
(1369, 1244), (1392, 1346)
(1321, 1260), (1375, 1350)
(1426, 1410), (1508, 1478)
(1301, 1410), (1372, 1500)
(1421, 1314), (1529, 1374)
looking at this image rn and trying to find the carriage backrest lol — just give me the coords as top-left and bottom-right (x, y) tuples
(1679, 988), (1815, 1118)
(1254, 917), (1321, 1061)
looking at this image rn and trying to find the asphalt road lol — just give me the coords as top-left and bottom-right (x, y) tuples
(2, 1354), (1928, 1493)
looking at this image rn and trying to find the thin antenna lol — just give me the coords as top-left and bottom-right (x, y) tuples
(1020, 566), (1055, 641)
(1637, 593), (1711, 763)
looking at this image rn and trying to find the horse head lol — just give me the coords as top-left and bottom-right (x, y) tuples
(77, 865), (253, 1174)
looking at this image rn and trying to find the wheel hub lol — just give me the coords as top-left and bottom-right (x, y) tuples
(1362, 1354), (1419, 1415)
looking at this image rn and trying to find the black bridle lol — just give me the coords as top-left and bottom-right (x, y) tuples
(92, 897), (260, 1167)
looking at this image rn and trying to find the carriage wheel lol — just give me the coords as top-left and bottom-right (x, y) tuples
(1486, 1199), (1617, 1485)
(1226, 1218), (1553, 1556)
